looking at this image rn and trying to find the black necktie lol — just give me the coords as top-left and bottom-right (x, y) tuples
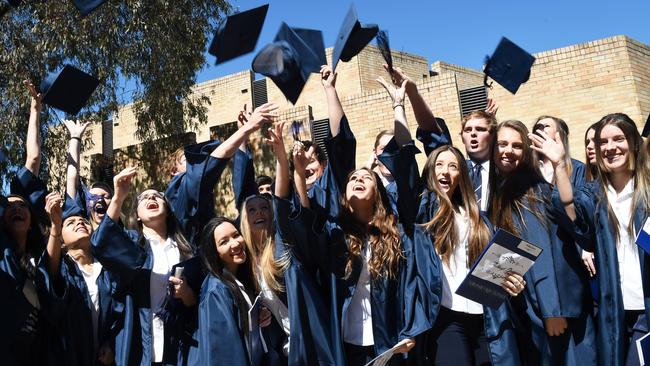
(471, 163), (482, 207)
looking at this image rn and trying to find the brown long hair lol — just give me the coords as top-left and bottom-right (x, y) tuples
(584, 121), (602, 182)
(488, 120), (548, 236)
(593, 113), (649, 242)
(339, 168), (403, 280)
(239, 195), (289, 292)
(532, 115), (574, 176)
(422, 146), (491, 267)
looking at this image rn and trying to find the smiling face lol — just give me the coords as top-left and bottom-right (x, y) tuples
(345, 168), (377, 207)
(3, 196), (31, 235)
(305, 156), (325, 187)
(585, 127), (597, 165)
(244, 197), (271, 234)
(494, 127), (525, 174)
(434, 150), (461, 199)
(136, 189), (167, 225)
(461, 117), (492, 162)
(598, 124), (630, 174)
(213, 221), (247, 273)
(62, 216), (92, 249)
(88, 186), (112, 224)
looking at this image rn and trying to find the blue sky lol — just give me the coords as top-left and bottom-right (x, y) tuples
(195, 0), (650, 83)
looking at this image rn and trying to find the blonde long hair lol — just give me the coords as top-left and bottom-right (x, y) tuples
(239, 195), (290, 292)
(422, 145), (491, 267)
(339, 168), (403, 280)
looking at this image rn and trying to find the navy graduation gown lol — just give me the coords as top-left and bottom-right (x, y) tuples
(323, 219), (440, 364)
(415, 125), (452, 157)
(416, 189), (527, 366)
(573, 182), (650, 366)
(91, 215), (197, 366)
(165, 140), (229, 247)
(570, 158), (587, 189)
(305, 115), (357, 222)
(48, 254), (124, 366)
(274, 196), (346, 366)
(232, 148), (259, 210)
(505, 183), (596, 365)
(188, 274), (253, 366)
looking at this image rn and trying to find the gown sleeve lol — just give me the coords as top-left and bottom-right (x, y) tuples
(90, 216), (147, 283)
(165, 140), (229, 246)
(232, 148), (258, 210)
(415, 117), (452, 157)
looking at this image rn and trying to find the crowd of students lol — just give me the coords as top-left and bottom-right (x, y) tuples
(2, 61), (650, 366)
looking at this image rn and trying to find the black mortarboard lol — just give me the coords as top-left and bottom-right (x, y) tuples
(331, 5), (378, 71)
(643, 113), (650, 138)
(484, 37), (535, 94)
(40, 65), (100, 115)
(252, 22), (325, 104)
(208, 4), (269, 64)
(72, 0), (107, 16)
(376, 30), (393, 73)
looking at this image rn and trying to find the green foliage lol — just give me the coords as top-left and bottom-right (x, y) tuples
(0, 0), (231, 190)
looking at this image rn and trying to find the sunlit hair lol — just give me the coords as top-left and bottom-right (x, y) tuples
(584, 121), (602, 182)
(130, 190), (194, 259)
(461, 110), (498, 132)
(199, 217), (257, 337)
(239, 195), (289, 292)
(374, 129), (394, 149)
(164, 147), (185, 178)
(339, 168), (403, 279)
(532, 115), (574, 176)
(488, 120), (547, 236)
(593, 113), (649, 242)
(422, 146), (491, 266)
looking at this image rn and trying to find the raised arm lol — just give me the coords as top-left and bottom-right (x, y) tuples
(529, 131), (575, 220)
(386, 65), (442, 134)
(106, 167), (137, 222)
(320, 65), (344, 137)
(44, 192), (64, 277)
(211, 102), (278, 159)
(292, 143), (311, 208)
(377, 77), (411, 146)
(64, 120), (91, 198)
(266, 122), (289, 199)
(23, 80), (43, 175)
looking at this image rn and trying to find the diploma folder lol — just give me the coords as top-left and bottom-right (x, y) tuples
(635, 217), (650, 254)
(456, 229), (542, 308)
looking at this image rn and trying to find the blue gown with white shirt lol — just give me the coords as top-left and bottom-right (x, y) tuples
(572, 181), (650, 366)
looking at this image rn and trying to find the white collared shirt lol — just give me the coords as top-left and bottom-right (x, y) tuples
(607, 179), (644, 310)
(73, 258), (103, 351)
(440, 207), (484, 314)
(147, 235), (181, 362)
(343, 244), (374, 346)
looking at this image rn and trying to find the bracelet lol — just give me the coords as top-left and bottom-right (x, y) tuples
(561, 199), (574, 206)
(393, 103), (404, 110)
(50, 233), (61, 238)
(70, 137), (81, 142)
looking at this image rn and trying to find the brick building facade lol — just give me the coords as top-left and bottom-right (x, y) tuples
(76, 35), (650, 215)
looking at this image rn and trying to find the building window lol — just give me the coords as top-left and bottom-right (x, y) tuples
(459, 86), (488, 118)
(252, 79), (268, 109)
(210, 121), (239, 141)
(310, 118), (330, 158)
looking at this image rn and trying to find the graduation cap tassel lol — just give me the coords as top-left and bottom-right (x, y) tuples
(376, 30), (393, 73)
(483, 55), (493, 89)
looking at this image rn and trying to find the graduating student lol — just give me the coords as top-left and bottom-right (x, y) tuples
(1, 80), (65, 366)
(190, 216), (262, 365)
(569, 113), (650, 365)
(44, 192), (120, 366)
(417, 144), (527, 366)
(488, 120), (596, 365)
(531, 115), (586, 188)
(581, 121), (602, 282)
